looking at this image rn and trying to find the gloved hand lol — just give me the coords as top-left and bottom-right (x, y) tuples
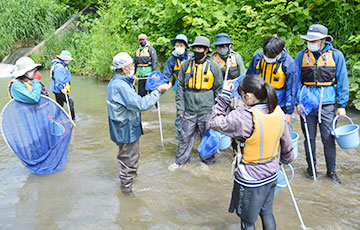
(33, 71), (42, 80)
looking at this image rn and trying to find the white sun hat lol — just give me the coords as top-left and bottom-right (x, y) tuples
(13, 57), (41, 77)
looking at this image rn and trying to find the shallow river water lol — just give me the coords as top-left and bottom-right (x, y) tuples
(0, 69), (359, 230)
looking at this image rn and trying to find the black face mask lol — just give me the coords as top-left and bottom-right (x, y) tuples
(140, 41), (146, 47)
(194, 51), (205, 60)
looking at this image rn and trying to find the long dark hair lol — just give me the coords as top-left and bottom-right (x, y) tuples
(238, 74), (278, 113)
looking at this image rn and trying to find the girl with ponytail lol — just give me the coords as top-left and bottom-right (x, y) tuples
(209, 74), (294, 230)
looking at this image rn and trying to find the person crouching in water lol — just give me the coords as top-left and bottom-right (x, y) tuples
(209, 75), (294, 230)
(8, 56), (48, 103)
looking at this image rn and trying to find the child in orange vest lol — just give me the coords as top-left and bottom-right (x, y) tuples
(209, 74), (294, 229)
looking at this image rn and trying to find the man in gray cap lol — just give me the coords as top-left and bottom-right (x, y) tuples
(211, 33), (245, 81)
(107, 52), (171, 194)
(169, 36), (223, 171)
(134, 34), (158, 97)
(295, 24), (349, 184)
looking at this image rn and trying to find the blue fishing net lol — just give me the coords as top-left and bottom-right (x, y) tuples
(198, 129), (219, 159)
(145, 71), (164, 91)
(231, 75), (246, 99)
(1, 96), (74, 174)
(298, 86), (319, 115)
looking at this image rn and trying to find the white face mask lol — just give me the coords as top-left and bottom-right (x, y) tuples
(26, 70), (35, 79)
(263, 55), (277, 64)
(128, 67), (135, 77)
(175, 47), (185, 56)
(307, 42), (320, 52)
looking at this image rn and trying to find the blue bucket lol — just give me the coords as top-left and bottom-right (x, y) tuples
(331, 115), (359, 149)
(218, 134), (231, 150)
(289, 123), (299, 160)
(275, 164), (294, 195)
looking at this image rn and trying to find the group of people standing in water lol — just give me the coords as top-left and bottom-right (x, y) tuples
(8, 22), (349, 229)
(107, 23), (349, 229)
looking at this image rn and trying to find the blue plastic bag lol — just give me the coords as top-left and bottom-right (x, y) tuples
(198, 129), (219, 159)
(145, 71), (164, 91)
(299, 86), (319, 115)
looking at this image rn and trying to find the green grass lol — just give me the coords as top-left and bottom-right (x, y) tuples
(0, 0), (72, 59)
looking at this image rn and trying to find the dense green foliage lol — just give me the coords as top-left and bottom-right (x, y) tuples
(0, 0), (72, 58)
(3, 0), (360, 108)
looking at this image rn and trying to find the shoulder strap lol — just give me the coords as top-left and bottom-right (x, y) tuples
(273, 62), (281, 74)
(304, 49), (313, 66)
(189, 59), (194, 75)
(204, 60), (210, 75)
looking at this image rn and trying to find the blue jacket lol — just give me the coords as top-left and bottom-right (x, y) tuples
(295, 42), (349, 107)
(247, 49), (299, 114)
(107, 73), (161, 144)
(50, 59), (71, 93)
(9, 78), (42, 104)
(163, 49), (192, 83)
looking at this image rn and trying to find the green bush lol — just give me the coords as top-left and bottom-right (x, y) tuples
(25, 0), (360, 108)
(0, 0), (72, 58)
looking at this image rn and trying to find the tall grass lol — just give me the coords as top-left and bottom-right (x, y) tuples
(0, 0), (72, 59)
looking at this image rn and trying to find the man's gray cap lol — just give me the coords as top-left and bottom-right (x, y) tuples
(189, 36), (211, 48)
(300, 24), (333, 42)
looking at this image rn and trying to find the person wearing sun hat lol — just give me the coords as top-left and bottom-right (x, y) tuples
(8, 56), (48, 103)
(50, 50), (75, 120)
(295, 24), (349, 184)
(163, 34), (193, 139)
(211, 33), (245, 81)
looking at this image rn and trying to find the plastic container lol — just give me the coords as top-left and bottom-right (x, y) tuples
(275, 163), (294, 195)
(289, 123), (299, 160)
(218, 133), (231, 150)
(331, 115), (359, 149)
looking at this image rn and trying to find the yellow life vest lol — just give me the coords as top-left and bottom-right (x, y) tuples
(301, 49), (336, 86)
(8, 78), (33, 99)
(172, 58), (183, 80)
(241, 106), (285, 164)
(185, 59), (214, 90)
(50, 64), (71, 92)
(135, 46), (151, 67)
(212, 52), (240, 80)
(255, 57), (286, 90)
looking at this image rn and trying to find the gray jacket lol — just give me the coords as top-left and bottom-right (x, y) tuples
(176, 56), (223, 115)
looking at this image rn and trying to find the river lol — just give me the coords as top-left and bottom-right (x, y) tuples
(0, 68), (359, 229)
